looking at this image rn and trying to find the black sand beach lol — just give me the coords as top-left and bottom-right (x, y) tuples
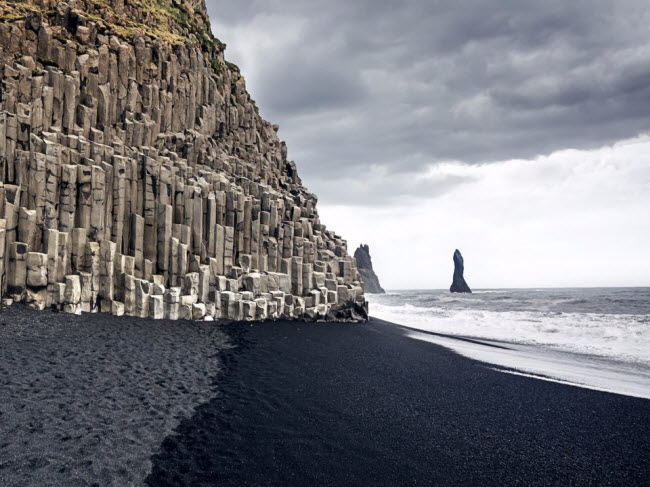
(2, 307), (649, 486)
(0, 305), (229, 486)
(147, 318), (650, 486)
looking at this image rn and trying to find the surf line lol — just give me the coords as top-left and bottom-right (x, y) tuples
(488, 367), (650, 400)
(390, 322), (513, 350)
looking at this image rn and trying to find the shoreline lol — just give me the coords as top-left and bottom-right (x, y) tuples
(147, 317), (650, 486)
(399, 325), (650, 400)
(365, 288), (650, 395)
(1, 306), (648, 486)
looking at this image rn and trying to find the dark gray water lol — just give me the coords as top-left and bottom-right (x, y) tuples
(367, 288), (650, 364)
(373, 287), (650, 314)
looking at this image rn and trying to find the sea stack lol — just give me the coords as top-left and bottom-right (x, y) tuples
(354, 244), (385, 294)
(0, 0), (367, 322)
(450, 249), (471, 293)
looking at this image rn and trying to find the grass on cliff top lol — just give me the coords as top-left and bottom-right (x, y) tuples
(1, 0), (250, 104)
(0, 0), (43, 21)
(0, 0), (226, 51)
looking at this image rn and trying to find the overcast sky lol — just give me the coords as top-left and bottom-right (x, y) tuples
(206, 0), (650, 289)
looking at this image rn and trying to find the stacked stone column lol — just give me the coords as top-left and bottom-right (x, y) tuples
(0, 1), (368, 322)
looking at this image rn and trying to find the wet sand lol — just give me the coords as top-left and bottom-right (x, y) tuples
(1, 307), (648, 486)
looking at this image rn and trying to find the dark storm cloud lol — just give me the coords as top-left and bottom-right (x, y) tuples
(206, 0), (650, 203)
(255, 56), (367, 114)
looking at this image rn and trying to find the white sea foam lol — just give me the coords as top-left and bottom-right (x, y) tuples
(405, 331), (650, 400)
(368, 298), (650, 365)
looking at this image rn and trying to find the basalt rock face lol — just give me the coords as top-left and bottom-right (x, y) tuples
(450, 249), (471, 293)
(354, 244), (384, 294)
(0, 0), (367, 322)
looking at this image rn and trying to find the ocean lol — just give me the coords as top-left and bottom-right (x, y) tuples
(367, 288), (650, 397)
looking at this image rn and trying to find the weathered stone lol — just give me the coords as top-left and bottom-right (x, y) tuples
(48, 282), (65, 308)
(111, 300), (125, 316)
(26, 252), (47, 287)
(130, 213), (144, 278)
(337, 285), (351, 305)
(157, 204), (172, 274)
(135, 279), (150, 318)
(78, 272), (93, 312)
(149, 294), (164, 319)
(83, 241), (100, 310)
(221, 291), (237, 319)
(192, 303), (206, 320)
(198, 265), (210, 303)
(99, 239), (116, 301)
(354, 244), (385, 294)
(70, 228), (87, 273)
(205, 302), (217, 320)
(18, 207), (36, 250)
(450, 249), (471, 293)
(7, 242), (28, 296)
(164, 287), (181, 303)
(291, 257), (303, 296)
(45, 229), (59, 285)
(64, 275), (81, 304)
(0, 219), (6, 295)
(57, 232), (69, 282)
(122, 273), (136, 315)
(0, 1), (367, 322)
(243, 272), (261, 295)
(182, 272), (199, 298)
(25, 287), (47, 310)
(178, 303), (192, 320)
(242, 300), (256, 321)
(151, 282), (165, 295)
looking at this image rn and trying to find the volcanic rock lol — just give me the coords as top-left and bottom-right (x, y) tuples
(450, 249), (471, 293)
(354, 244), (385, 294)
(0, 0), (367, 322)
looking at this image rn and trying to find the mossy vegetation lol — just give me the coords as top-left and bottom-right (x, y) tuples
(0, 0), (248, 104)
(225, 60), (240, 73)
(0, 0), (227, 50)
(0, 0), (43, 21)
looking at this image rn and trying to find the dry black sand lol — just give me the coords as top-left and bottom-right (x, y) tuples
(147, 318), (650, 487)
(0, 305), (229, 486)
(2, 307), (649, 486)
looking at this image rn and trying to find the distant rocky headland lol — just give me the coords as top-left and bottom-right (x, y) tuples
(0, 0), (367, 321)
(450, 249), (471, 293)
(354, 244), (385, 294)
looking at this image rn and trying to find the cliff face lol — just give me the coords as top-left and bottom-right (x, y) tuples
(450, 249), (471, 293)
(354, 244), (385, 294)
(0, 0), (367, 321)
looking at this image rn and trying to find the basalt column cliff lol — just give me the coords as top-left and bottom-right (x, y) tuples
(0, 0), (367, 321)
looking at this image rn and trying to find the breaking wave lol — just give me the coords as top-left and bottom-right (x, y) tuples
(367, 288), (650, 365)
